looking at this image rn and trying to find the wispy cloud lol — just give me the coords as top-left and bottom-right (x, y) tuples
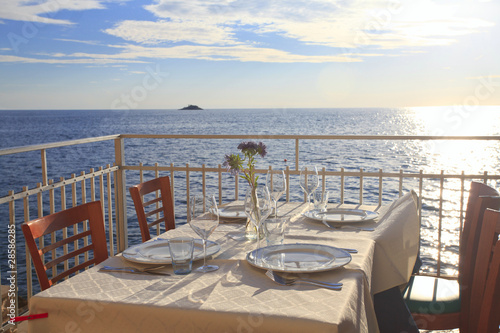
(105, 0), (494, 51)
(0, 54), (146, 65)
(0, 0), (107, 25)
(1, 43), (363, 64)
(54, 38), (104, 46)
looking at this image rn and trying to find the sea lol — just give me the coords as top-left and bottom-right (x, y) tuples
(1, 107), (500, 294)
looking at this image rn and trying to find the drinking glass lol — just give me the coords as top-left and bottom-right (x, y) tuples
(266, 170), (286, 217)
(189, 194), (219, 273)
(313, 190), (330, 212)
(168, 237), (195, 275)
(264, 217), (289, 246)
(244, 185), (273, 253)
(299, 166), (319, 205)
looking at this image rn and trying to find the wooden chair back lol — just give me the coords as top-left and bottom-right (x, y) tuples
(459, 184), (500, 332)
(460, 181), (500, 268)
(476, 218), (500, 333)
(129, 176), (175, 242)
(22, 201), (109, 291)
(469, 208), (500, 332)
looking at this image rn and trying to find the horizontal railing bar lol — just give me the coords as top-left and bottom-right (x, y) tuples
(120, 134), (500, 141)
(0, 135), (120, 156)
(0, 166), (118, 204)
(122, 165), (500, 180)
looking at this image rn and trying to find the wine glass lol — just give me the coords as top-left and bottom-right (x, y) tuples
(266, 170), (286, 217)
(244, 185), (272, 253)
(189, 194), (219, 273)
(299, 166), (319, 206)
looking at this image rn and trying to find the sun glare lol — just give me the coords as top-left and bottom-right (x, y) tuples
(411, 106), (500, 173)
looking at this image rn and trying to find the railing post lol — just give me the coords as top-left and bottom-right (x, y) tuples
(114, 137), (128, 252)
(295, 139), (299, 171)
(41, 148), (48, 186)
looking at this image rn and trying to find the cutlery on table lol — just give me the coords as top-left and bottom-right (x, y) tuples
(321, 220), (374, 232)
(265, 270), (342, 290)
(99, 266), (171, 276)
(340, 248), (358, 254)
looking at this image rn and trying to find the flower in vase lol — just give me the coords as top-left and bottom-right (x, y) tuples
(223, 141), (267, 188)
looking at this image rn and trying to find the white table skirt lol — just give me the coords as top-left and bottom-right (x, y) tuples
(28, 191), (419, 333)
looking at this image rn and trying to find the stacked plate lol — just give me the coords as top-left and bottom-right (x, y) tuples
(218, 205), (247, 221)
(246, 243), (352, 273)
(303, 208), (378, 224)
(122, 239), (221, 265)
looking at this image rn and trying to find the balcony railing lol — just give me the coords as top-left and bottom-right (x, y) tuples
(1, 134), (500, 331)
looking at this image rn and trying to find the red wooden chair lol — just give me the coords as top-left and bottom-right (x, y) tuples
(22, 201), (109, 291)
(475, 211), (500, 332)
(129, 176), (175, 242)
(404, 181), (500, 330)
(467, 208), (500, 332)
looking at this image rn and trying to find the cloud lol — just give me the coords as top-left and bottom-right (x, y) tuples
(0, 42), (365, 64)
(104, 20), (239, 45)
(54, 38), (104, 46)
(0, 0), (107, 25)
(104, 0), (494, 51)
(0, 54), (146, 65)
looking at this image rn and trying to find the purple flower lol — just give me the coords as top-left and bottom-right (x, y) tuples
(237, 141), (267, 158)
(257, 142), (267, 158)
(237, 141), (259, 151)
(223, 154), (242, 176)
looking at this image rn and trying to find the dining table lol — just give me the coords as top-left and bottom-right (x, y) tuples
(27, 191), (420, 333)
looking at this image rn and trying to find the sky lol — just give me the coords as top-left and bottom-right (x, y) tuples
(0, 0), (499, 110)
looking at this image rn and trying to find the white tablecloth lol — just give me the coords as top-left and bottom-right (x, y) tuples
(28, 191), (419, 333)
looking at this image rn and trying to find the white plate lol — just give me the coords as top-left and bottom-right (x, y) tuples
(218, 205), (247, 219)
(122, 239), (221, 265)
(303, 208), (378, 224)
(246, 243), (351, 273)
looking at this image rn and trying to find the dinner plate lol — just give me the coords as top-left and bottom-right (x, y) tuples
(122, 239), (221, 265)
(246, 243), (351, 273)
(218, 205), (247, 219)
(303, 208), (378, 224)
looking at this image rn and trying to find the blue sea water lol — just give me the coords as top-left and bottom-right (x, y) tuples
(1, 107), (500, 293)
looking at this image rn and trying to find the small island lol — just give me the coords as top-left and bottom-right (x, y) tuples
(179, 104), (203, 110)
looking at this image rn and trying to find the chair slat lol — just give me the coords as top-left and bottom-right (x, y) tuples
(145, 207), (163, 218)
(147, 217), (165, 228)
(40, 229), (92, 254)
(44, 244), (94, 270)
(143, 197), (162, 206)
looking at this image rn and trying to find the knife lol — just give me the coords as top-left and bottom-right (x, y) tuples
(99, 266), (171, 276)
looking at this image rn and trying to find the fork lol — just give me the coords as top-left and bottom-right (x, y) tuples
(322, 220), (374, 232)
(265, 270), (342, 290)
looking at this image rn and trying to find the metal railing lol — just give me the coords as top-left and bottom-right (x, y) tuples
(1, 134), (500, 331)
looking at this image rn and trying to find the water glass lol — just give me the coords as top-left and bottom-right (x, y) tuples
(265, 217), (288, 246)
(299, 166), (319, 205)
(266, 170), (286, 217)
(313, 190), (330, 212)
(168, 237), (195, 275)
